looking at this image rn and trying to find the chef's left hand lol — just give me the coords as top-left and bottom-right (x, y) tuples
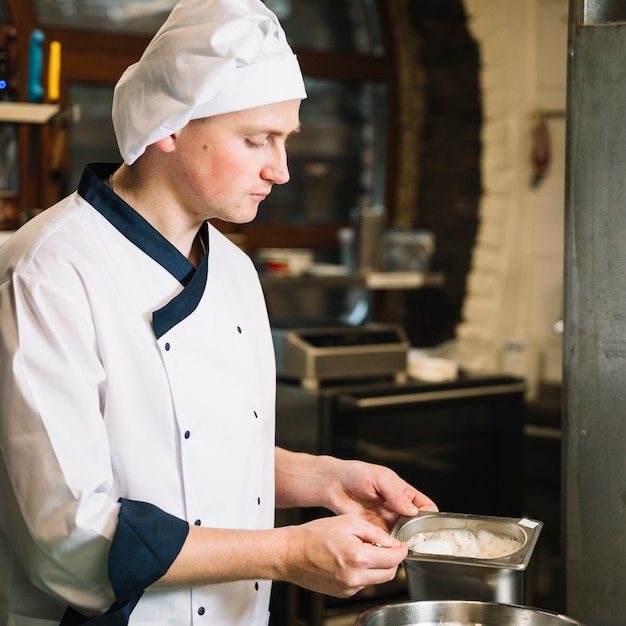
(325, 458), (438, 531)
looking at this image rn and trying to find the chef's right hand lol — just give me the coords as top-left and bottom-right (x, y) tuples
(281, 514), (408, 598)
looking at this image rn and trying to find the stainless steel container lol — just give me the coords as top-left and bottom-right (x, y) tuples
(392, 512), (543, 604)
(355, 600), (585, 625)
(357, 206), (386, 272)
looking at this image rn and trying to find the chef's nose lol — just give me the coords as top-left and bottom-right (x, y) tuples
(262, 145), (290, 185)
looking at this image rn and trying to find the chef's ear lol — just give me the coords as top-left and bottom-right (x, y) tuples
(155, 134), (177, 154)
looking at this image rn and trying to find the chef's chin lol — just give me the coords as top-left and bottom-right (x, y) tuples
(220, 209), (259, 226)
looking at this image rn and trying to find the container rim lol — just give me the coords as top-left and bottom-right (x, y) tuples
(355, 600), (585, 625)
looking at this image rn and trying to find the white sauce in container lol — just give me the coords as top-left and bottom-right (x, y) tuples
(407, 527), (523, 559)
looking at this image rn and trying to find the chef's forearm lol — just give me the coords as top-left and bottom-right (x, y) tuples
(152, 524), (291, 587)
(274, 446), (341, 510)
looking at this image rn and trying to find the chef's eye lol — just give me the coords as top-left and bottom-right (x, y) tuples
(246, 137), (268, 148)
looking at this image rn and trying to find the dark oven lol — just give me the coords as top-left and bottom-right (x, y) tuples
(270, 374), (526, 626)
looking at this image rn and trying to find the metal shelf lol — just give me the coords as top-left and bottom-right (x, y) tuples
(261, 270), (444, 291)
(0, 102), (60, 124)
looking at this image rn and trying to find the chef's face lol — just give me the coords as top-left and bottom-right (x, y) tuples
(171, 99), (301, 224)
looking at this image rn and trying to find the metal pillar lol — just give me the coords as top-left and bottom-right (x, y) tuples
(564, 1), (626, 623)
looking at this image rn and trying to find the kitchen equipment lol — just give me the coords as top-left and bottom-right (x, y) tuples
(338, 226), (357, 274)
(407, 349), (458, 382)
(1, 26), (19, 100)
(27, 29), (45, 103)
(272, 323), (409, 389)
(257, 247), (313, 277)
(47, 40), (61, 103)
(357, 206), (386, 272)
(393, 512), (542, 604)
(355, 600), (585, 625)
(385, 229), (435, 273)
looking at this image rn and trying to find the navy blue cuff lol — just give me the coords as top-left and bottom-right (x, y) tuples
(60, 499), (189, 625)
(110, 498), (189, 600)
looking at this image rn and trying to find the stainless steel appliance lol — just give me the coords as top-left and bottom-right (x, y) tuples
(271, 372), (526, 625)
(272, 323), (409, 389)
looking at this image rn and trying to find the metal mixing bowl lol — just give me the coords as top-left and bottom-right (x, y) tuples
(355, 600), (585, 625)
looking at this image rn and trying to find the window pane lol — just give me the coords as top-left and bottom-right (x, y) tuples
(67, 76), (386, 224)
(67, 84), (119, 189)
(0, 125), (18, 193)
(264, 0), (383, 56)
(257, 76), (386, 225)
(33, 0), (383, 54)
(33, 0), (175, 35)
(0, 1), (10, 22)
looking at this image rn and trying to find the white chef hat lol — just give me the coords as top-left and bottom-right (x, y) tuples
(112, 0), (307, 165)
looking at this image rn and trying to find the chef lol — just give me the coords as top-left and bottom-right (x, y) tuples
(0, 1), (437, 624)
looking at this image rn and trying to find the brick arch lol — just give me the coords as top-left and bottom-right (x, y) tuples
(383, 0), (482, 346)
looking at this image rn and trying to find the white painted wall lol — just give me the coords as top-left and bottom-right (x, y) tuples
(456, 0), (568, 398)
(529, 0), (568, 386)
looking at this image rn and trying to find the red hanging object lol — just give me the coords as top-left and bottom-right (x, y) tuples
(530, 115), (551, 187)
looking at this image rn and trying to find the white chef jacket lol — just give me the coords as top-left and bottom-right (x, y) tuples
(0, 164), (276, 625)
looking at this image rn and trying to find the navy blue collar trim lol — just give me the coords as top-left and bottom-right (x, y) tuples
(78, 163), (204, 286)
(152, 255), (208, 339)
(78, 164), (209, 338)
